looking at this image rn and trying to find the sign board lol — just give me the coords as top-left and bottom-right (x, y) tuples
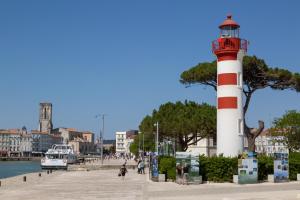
(176, 152), (200, 184)
(238, 152), (258, 184)
(274, 153), (289, 182)
(151, 154), (159, 179)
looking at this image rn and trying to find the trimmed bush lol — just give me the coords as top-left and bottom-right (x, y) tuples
(157, 152), (300, 183)
(199, 155), (237, 182)
(289, 152), (300, 180)
(257, 155), (273, 181)
(158, 156), (176, 180)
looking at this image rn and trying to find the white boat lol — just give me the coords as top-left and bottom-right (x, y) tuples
(41, 144), (77, 170)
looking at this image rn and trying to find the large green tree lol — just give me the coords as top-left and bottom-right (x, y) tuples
(130, 116), (156, 156)
(270, 110), (300, 152)
(137, 101), (216, 151)
(180, 55), (300, 151)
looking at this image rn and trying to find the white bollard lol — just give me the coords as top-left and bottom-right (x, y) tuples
(233, 175), (239, 184)
(194, 176), (202, 184)
(268, 175), (274, 183)
(158, 174), (166, 182)
(297, 174), (300, 181)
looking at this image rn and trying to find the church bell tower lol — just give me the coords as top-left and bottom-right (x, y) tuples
(39, 102), (53, 132)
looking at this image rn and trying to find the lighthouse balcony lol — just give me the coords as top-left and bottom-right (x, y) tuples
(212, 38), (248, 54)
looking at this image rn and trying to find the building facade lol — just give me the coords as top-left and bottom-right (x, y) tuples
(255, 130), (288, 156)
(115, 131), (126, 155)
(115, 130), (138, 156)
(31, 130), (63, 154)
(69, 138), (95, 155)
(0, 102), (95, 157)
(186, 137), (217, 157)
(82, 131), (95, 143)
(52, 128), (85, 144)
(0, 128), (33, 157)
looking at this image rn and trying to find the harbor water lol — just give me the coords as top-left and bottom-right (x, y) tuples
(0, 161), (42, 179)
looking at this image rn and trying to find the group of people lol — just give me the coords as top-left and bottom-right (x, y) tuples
(118, 158), (147, 180)
(105, 153), (134, 160)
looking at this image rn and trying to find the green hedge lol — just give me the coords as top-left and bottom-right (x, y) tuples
(158, 152), (300, 182)
(199, 155), (237, 182)
(289, 152), (300, 180)
(256, 153), (300, 181)
(257, 155), (273, 181)
(158, 156), (176, 180)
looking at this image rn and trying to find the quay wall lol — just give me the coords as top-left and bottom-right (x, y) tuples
(0, 157), (41, 161)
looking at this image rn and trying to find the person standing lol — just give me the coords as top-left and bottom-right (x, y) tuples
(140, 160), (145, 174)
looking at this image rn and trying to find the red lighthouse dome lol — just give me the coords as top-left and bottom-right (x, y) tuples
(219, 15), (240, 29)
(212, 15), (247, 61)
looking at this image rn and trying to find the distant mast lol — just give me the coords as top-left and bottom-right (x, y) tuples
(212, 15), (248, 157)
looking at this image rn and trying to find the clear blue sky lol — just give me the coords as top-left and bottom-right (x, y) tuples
(0, 1), (299, 139)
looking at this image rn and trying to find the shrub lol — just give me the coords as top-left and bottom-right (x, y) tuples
(289, 152), (300, 180)
(199, 155), (237, 182)
(158, 156), (176, 180)
(158, 152), (300, 182)
(257, 155), (273, 181)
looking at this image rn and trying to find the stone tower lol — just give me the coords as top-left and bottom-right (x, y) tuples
(39, 103), (53, 132)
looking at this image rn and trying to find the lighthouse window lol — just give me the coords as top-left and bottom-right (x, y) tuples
(220, 26), (239, 38)
(237, 72), (242, 87)
(238, 119), (243, 134)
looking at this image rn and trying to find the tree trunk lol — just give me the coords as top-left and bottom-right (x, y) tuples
(244, 120), (264, 152)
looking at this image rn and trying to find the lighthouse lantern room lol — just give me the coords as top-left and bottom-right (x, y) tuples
(212, 15), (248, 157)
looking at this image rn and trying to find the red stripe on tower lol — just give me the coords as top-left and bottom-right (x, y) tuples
(218, 97), (237, 109)
(218, 73), (237, 86)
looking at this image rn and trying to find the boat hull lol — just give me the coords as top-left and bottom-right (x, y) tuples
(41, 158), (68, 170)
(41, 165), (68, 170)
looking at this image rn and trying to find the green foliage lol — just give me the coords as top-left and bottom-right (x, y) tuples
(157, 153), (300, 182)
(158, 156), (176, 180)
(139, 101), (216, 151)
(129, 140), (139, 156)
(180, 62), (217, 90)
(271, 110), (300, 152)
(257, 153), (300, 181)
(129, 131), (155, 156)
(199, 155), (237, 182)
(257, 155), (273, 181)
(289, 152), (300, 180)
(180, 55), (300, 94)
(180, 55), (300, 120)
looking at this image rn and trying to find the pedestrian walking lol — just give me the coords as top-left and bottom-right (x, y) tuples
(137, 160), (141, 174)
(119, 164), (128, 180)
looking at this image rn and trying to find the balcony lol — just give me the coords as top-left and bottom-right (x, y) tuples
(212, 38), (248, 54)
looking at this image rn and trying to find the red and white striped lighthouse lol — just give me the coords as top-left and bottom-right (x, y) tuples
(212, 15), (248, 157)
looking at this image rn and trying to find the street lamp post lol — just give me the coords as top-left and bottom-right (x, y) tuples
(96, 114), (107, 165)
(138, 132), (141, 158)
(143, 132), (145, 155)
(154, 122), (159, 155)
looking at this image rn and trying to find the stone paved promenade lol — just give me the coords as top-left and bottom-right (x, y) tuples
(0, 166), (300, 200)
